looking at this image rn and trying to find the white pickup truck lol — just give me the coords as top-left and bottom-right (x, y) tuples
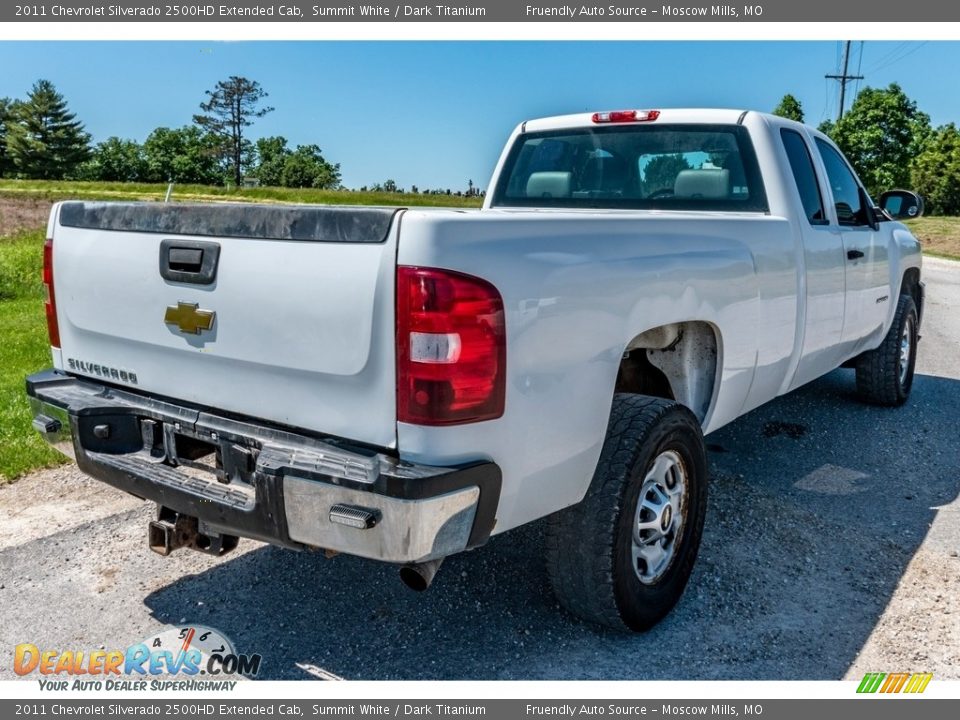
(28, 108), (925, 631)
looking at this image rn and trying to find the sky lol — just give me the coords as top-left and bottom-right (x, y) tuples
(0, 41), (955, 191)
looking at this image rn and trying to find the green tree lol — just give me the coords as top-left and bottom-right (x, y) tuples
(281, 149), (318, 189)
(142, 126), (221, 185)
(306, 149), (341, 189)
(193, 76), (274, 186)
(640, 154), (691, 195)
(79, 137), (146, 182)
(773, 94), (805, 123)
(827, 83), (931, 198)
(280, 144), (341, 189)
(911, 123), (960, 215)
(0, 97), (13, 177)
(6, 79), (90, 179)
(254, 135), (290, 187)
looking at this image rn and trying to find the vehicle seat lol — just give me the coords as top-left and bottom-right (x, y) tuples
(527, 171), (572, 198)
(673, 169), (731, 199)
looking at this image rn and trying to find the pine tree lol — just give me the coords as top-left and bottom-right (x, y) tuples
(0, 97), (14, 177)
(6, 80), (91, 179)
(193, 76), (273, 186)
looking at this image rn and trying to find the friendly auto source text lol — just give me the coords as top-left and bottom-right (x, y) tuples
(525, 5), (756, 17)
(526, 706), (752, 716)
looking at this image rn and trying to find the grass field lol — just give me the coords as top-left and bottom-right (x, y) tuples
(0, 181), (957, 482)
(906, 217), (960, 260)
(0, 230), (68, 481)
(0, 179), (484, 209)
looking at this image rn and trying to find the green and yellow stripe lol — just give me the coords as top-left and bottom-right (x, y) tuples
(857, 672), (932, 694)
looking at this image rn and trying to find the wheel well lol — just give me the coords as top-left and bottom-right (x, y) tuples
(615, 322), (719, 424)
(900, 267), (922, 317)
(616, 349), (674, 401)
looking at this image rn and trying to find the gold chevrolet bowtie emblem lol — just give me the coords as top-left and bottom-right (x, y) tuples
(164, 302), (216, 335)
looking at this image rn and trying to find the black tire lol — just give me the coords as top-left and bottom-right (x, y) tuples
(545, 394), (707, 632)
(855, 294), (918, 406)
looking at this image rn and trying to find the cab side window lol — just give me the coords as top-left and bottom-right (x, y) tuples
(781, 129), (826, 225)
(815, 139), (864, 226)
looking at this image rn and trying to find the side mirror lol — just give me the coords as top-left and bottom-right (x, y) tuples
(879, 190), (924, 221)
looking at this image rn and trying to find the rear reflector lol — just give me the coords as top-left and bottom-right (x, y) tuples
(591, 109), (660, 124)
(397, 266), (506, 426)
(42, 238), (60, 349)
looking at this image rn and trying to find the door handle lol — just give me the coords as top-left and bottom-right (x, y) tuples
(847, 249), (865, 260)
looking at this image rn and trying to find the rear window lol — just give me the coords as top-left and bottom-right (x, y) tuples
(492, 123), (768, 212)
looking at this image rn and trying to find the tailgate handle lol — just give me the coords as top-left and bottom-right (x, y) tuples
(168, 248), (203, 272)
(160, 239), (220, 285)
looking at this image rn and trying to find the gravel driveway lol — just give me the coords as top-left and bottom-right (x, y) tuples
(1, 258), (957, 681)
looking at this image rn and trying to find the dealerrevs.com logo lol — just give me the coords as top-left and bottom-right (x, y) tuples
(14, 625), (261, 691)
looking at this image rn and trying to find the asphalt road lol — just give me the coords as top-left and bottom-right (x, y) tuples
(1, 258), (958, 681)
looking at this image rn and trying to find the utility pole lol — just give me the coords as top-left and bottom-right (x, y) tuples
(825, 41), (864, 121)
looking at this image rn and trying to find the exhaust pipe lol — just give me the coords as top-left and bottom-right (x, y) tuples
(399, 558), (444, 592)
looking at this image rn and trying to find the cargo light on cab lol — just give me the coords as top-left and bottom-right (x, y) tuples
(591, 110), (660, 124)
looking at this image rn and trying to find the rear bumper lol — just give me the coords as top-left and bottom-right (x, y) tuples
(26, 370), (500, 563)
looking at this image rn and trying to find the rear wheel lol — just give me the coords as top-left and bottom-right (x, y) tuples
(545, 394), (707, 631)
(855, 294), (918, 406)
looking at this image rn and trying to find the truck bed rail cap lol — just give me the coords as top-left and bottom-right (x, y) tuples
(58, 201), (401, 244)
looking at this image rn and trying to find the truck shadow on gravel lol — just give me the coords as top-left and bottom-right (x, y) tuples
(143, 369), (960, 680)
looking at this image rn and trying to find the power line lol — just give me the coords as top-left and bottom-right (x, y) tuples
(867, 41), (928, 74)
(825, 41), (864, 121)
(853, 41), (864, 98)
(864, 41), (910, 74)
(820, 77), (831, 123)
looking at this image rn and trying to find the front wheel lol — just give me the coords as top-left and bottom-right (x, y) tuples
(545, 394), (707, 632)
(855, 294), (918, 406)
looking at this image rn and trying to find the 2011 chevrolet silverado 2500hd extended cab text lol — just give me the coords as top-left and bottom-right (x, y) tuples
(28, 109), (926, 631)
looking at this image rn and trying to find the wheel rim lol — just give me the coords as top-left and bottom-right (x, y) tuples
(899, 316), (913, 387)
(631, 449), (688, 585)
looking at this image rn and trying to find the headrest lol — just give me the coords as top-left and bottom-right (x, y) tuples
(673, 169), (731, 199)
(526, 171), (572, 198)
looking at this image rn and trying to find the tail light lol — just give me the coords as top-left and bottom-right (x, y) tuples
(397, 266), (506, 425)
(42, 238), (60, 348)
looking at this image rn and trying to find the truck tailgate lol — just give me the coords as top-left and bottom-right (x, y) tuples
(50, 202), (401, 449)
